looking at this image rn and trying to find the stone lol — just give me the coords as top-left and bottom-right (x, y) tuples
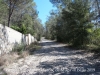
(0, 24), (11, 55)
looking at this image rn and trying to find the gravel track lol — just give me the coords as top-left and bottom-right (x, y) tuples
(3, 38), (100, 75)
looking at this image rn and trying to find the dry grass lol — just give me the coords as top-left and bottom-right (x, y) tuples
(0, 52), (19, 67)
(19, 51), (29, 58)
(0, 42), (41, 67)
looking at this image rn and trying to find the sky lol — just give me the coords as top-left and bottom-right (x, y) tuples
(34, 0), (56, 25)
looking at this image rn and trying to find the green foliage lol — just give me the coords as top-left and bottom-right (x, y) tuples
(11, 25), (20, 32)
(37, 33), (41, 41)
(33, 19), (44, 40)
(91, 28), (100, 46)
(11, 24), (27, 34)
(0, 0), (8, 24)
(48, 0), (100, 52)
(46, 0), (94, 47)
(20, 24), (27, 34)
(61, 1), (93, 46)
(12, 43), (25, 54)
(0, 0), (43, 40)
(45, 13), (57, 40)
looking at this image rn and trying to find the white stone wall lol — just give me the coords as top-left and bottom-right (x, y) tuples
(6, 26), (23, 44)
(0, 24), (35, 55)
(28, 34), (35, 45)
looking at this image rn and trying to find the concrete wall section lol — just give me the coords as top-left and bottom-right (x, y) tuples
(0, 24), (35, 55)
(6, 26), (23, 44)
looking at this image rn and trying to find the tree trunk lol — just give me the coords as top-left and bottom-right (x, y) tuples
(8, 13), (11, 27)
(8, 0), (11, 27)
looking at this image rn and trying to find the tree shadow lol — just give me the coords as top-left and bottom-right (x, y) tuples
(34, 58), (100, 75)
(40, 41), (59, 47)
(24, 41), (100, 75)
(13, 40), (100, 75)
(33, 45), (86, 57)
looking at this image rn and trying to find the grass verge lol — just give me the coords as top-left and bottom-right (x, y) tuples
(0, 42), (41, 72)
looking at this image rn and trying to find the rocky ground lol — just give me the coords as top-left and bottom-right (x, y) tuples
(2, 38), (100, 75)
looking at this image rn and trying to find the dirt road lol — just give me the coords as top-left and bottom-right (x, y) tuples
(4, 38), (100, 75)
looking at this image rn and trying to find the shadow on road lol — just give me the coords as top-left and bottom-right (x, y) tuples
(29, 41), (100, 75)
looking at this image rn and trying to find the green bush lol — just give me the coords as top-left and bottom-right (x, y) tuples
(91, 28), (100, 46)
(11, 25), (20, 32)
(12, 43), (26, 54)
(37, 34), (41, 41)
(11, 24), (27, 34)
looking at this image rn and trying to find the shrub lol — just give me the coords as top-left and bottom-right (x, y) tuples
(12, 43), (26, 54)
(91, 28), (100, 46)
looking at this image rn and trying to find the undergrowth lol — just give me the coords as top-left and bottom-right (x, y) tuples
(0, 42), (41, 73)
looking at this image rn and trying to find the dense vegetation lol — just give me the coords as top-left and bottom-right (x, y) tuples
(0, 0), (43, 40)
(1, 0), (100, 49)
(45, 0), (100, 49)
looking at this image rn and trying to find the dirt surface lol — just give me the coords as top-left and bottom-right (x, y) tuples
(3, 38), (100, 75)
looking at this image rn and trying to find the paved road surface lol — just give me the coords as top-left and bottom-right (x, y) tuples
(4, 38), (100, 75)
